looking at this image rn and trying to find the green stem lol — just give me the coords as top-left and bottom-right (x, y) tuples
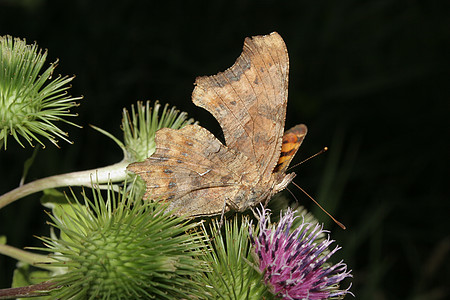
(0, 160), (130, 210)
(0, 244), (57, 271)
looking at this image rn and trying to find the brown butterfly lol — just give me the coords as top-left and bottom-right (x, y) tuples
(128, 32), (307, 217)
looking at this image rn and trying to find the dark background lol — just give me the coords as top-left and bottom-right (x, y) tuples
(0, 0), (449, 299)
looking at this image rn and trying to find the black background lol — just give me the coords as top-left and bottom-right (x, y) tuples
(0, 0), (449, 299)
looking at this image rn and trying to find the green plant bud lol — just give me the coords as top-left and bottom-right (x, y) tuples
(35, 185), (208, 299)
(0, 35), (81, 149)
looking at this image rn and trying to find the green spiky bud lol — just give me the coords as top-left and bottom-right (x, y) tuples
(34, 185), (208, 299)
(0, 35), (81, 149)
(122, 101), (196, 162)
(196, 217), (275, 299)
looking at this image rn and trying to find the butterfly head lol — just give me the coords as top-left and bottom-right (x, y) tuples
(273, 172), (297, 194)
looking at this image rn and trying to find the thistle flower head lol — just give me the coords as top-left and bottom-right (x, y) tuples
(249, 207), (353, 299)
(35, 185), (207, 299)
(0, 36), (81, 149)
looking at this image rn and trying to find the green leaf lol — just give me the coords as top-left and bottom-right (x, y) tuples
(12, 263), (52, 299)
(12, 263), (49, 286)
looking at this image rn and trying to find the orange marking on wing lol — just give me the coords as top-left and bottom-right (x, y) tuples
(273, 124), (307, 173)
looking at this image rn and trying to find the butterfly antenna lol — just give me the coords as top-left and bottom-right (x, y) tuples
(291, 181), (346, 230)
(287, 147), (328, 171)
(286, 187), (299, 203)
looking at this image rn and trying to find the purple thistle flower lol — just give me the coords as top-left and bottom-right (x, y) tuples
(249, 207), (353, 299)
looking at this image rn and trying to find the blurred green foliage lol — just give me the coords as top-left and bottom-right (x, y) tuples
(0, 1), (448, 299)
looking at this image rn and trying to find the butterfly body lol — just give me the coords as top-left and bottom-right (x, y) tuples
(128, 32), (307, 217)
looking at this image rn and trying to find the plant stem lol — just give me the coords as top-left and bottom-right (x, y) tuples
(0, 244), (56, 270)
(0, 281), (57, 299)
(0, 160), (130, 210)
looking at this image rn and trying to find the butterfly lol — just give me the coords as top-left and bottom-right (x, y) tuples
(128, 32), (307, 217)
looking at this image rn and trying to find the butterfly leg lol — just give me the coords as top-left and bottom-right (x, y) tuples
(219, 198), (229, 227)
(219, 198), (240, 227)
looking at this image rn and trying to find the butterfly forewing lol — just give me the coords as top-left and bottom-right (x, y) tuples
(273, 124), (308, 173)
(192, 32), (289, 180)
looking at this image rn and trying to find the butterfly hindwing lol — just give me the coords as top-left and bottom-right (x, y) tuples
(128, 124), (259, 216)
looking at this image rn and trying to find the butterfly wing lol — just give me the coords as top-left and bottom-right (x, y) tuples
(127, 124), (259, 216)
(273, 124), (308, 173)
(192, 32), (289, 180)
